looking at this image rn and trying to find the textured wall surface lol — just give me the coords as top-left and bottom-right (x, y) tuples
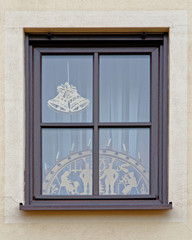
(0, 1), (192, 240)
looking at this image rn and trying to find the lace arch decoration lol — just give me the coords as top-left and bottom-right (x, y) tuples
(43, 149), (149, 196)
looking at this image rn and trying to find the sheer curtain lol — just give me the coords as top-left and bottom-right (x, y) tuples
(42, 55), (93, 123)
(41, 54), (150, 194)
(42, 56), (93, 181)
(99, 55), (150, 170)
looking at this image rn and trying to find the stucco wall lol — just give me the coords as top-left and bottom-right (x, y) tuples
(0, 1), (192, 240)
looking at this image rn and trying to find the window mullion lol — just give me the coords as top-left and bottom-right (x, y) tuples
(93, 52), (99, 196)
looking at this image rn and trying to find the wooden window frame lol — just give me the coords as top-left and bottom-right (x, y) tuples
(20, 33), (172, 210)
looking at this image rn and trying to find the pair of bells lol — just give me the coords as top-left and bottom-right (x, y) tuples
(48, 82), (90, 113)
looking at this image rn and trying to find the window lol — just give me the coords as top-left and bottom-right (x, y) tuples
(20, 33), (172, 210)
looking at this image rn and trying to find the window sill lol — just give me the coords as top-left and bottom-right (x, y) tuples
(20, 201), (172, 210)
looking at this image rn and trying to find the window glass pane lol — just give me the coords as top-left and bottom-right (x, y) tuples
(99, 128), (150, 195)
(42, 129), (92, 196)
(42, 55), (93, 123)
(100, 55), (150, 122)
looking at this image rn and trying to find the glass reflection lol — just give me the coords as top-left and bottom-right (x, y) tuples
(100, 55), (150, 122)
(99, 128), (150, 195)
(42, 55), (93, 123)
(42, 129), (92, 195)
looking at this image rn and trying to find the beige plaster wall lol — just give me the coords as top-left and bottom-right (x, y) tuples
(0, 1), (192, 240)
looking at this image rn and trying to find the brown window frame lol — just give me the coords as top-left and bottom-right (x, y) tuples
(20, 33), (172, 210)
